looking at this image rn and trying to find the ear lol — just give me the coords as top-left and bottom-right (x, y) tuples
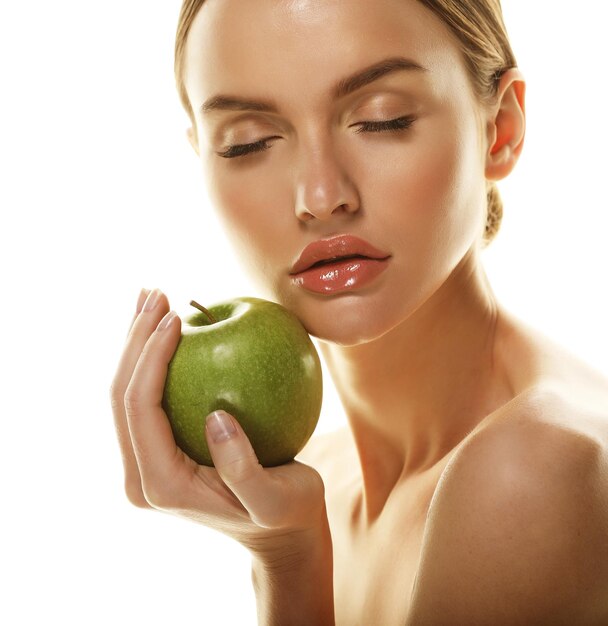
(485, 68), (526, 182)
(186, 126), (199, 156)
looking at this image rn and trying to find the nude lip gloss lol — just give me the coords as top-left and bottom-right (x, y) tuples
(289, 234), (391, 294)
(290, 256), (390, 294)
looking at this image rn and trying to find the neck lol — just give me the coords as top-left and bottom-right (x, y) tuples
(318, 248), (516, 522)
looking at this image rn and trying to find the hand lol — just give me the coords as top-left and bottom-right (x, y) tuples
(110, 288), (329, 558)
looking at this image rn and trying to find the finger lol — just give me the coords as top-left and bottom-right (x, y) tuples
(124, 309), (186, 505)
(127, 288), (151, 338)
(110, 288), (170, 505)
(206, 410), (287, 528)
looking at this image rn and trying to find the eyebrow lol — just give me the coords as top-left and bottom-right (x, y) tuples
(200, 56), (428, 115)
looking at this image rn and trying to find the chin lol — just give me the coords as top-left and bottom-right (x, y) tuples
(279, 290), (405, 347)
(314, 327), (383, 348)
(255, 269), (418, 346)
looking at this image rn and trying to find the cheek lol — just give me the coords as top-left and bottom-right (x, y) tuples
(357, 113), (485, 261)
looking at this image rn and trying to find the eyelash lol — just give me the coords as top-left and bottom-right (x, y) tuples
(217, 115), (416, 159)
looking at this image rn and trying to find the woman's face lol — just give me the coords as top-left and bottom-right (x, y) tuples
(184, 0), (492, 345)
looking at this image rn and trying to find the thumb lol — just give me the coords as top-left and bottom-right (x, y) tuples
(205, 410), (285, 528)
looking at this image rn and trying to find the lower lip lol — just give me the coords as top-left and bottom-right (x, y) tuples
(290, 257), (390, 295)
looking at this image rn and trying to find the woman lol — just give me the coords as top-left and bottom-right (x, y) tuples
(110, 0), (608, 623)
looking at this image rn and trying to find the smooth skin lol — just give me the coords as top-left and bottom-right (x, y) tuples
(112, 0), (608, 623)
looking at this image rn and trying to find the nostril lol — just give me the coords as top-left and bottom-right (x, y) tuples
(295, 207), (315, 221)
(295, 199), (356, 222)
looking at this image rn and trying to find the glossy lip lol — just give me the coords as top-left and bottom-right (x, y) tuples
(290, 256), (390, 295)
(290, 235), (391, 275)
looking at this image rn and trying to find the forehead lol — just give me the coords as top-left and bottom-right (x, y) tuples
(184, 0), (469, 113)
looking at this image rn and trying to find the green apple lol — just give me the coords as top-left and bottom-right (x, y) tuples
(162, 297), (323, 467)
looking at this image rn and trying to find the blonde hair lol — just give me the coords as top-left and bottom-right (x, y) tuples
(175, 0), (518, 248)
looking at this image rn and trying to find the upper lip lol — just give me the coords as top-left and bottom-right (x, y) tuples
(290, 234), (391, 274)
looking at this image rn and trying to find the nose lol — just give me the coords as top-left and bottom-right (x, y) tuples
(294, 141), (360, 223)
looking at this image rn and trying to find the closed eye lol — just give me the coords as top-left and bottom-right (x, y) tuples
(353, 115), (416, 134)
(217, 136), (282, 159)
(217, 115), (416, 159)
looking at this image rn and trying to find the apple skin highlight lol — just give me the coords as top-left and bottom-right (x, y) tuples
(162, 297), (323, 467)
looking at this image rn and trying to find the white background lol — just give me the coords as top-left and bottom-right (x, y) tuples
(1, 1), (606, 624)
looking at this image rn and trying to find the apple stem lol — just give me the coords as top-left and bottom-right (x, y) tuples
(190, 300), (217, 324)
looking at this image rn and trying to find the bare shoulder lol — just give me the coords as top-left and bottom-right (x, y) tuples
(463, 382), (608, 474)
(450, 322), (608, 502)
(435, 380), (608, 512)
(446, 383), (608, 552)
(409, 385), (608, 624)
(454, 383), (608, 543)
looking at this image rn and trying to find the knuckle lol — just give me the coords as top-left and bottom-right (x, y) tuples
(252, 505), (285, 530)
(141, 482), (174, 510)
(303, 466), (326, 501)
(139, 340), (154, 360)
(138, 340), (162, 370)
(124, 478), (151, 509)
(123, 386), (144, 416)
(109, 380), (125, 412)
(219, 453), (263, 486)
(253, 480), (291, 529)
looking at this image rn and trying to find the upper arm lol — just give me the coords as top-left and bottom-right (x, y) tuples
(406, 422), (608, 626)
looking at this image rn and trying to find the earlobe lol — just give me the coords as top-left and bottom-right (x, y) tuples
(485, 68), (526, 182)
(186, 126), (200, 156)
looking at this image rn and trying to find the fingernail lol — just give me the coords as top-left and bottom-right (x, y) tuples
(136, 288), (151, 314)
(143, 288), (161, 312)
(157, 310), (177, 331)
(206, 410), (237, 443)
